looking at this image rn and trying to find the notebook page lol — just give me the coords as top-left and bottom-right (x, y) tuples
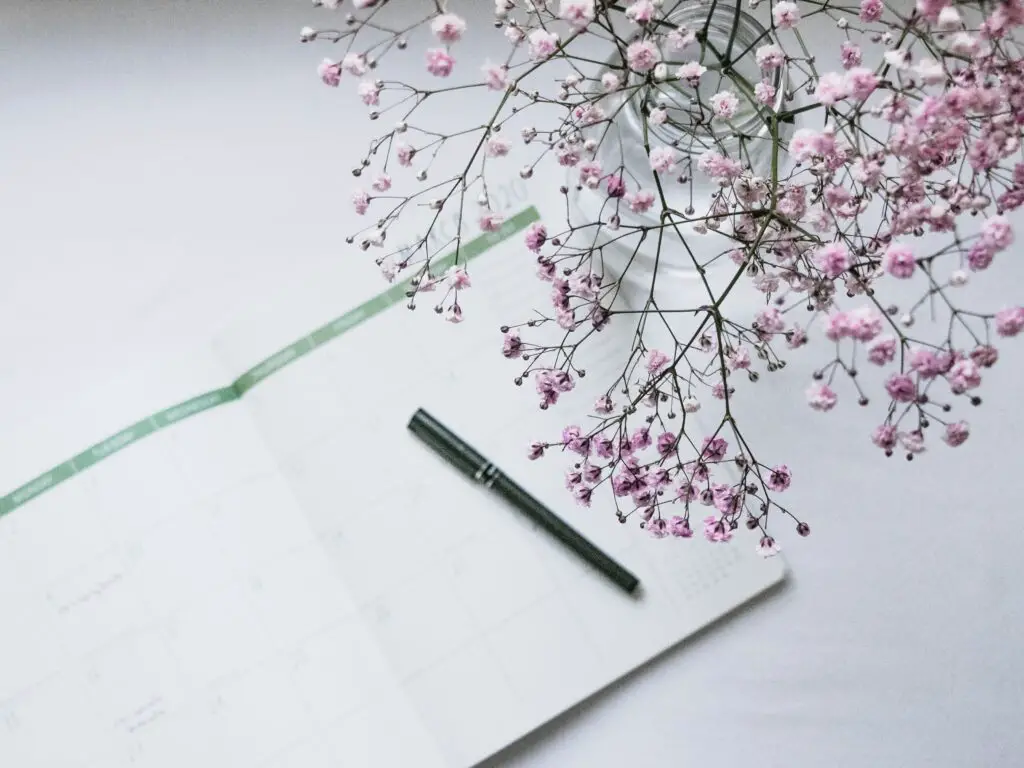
(212, 214), (787, 767)
(0, 348), (447, 768)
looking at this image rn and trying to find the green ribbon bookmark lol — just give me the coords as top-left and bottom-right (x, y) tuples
(0, 207), (539, 518)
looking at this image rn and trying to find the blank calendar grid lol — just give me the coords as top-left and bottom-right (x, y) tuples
(0, 393), (456, 768)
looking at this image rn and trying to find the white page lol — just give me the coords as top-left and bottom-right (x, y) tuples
(212, 214), (787, 767)
(0, 349), (448, 768)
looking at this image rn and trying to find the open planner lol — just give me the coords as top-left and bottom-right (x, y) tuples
(0, 209), (785, 767)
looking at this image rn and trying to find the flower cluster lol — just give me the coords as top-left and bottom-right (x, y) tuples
(304, 0), (1023, 554)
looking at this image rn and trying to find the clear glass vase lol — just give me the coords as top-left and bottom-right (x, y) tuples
(568, 1), (792, 342)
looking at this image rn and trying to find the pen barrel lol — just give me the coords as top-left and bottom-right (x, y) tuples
(489, 473), (640, 595)
(408, 409), (489, 481)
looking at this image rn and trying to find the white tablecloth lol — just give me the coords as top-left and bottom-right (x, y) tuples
(3, 1), (1022, 765)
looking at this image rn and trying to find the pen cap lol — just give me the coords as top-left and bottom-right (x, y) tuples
(407, 409), (490, 480)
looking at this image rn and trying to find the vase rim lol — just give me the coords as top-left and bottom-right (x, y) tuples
(626, 1), (785, 157)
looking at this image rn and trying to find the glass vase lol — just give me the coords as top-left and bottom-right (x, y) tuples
(568, 1), (793, 344)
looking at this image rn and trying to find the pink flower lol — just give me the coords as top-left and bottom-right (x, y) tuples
(447, 266), (471, 289)
(981, 215), (1014, 251)
(884, 244), (916, 278)
(814, 72), (848, 106)
(788, 129), (821, 162)
(358, 81), (380, 106)
(317, 58), (341, 87)
(728, 347), (751, 370)
(947, 359), (981, 393)
(646, 349), (670, 374)
(524, 222), (547, 252)
(703, 516), (733, 543)
(971, 345), (999, 367)
(767, 465), (792, 492)
(677, 62), (706, 84)
(527, 441), (545, 460)
(396, 143), (415, 166)
(668, 26), (697, 50)
(352, 189), (370, 215)
(528, 29), (559, 59)
(710, 90), (740, 118)
(503, 330), (522, 359)
(885, 373), (917, 403)
(701, 436), (729, 461)
(868, 336), (897, 365)
(341, 53), (368, 76)
(573, 485), (593, 507)
(697, 151), (742, 180)
(757, 536), (781, 557)
(755, 307), (786, 334)
(773, 1), (801, 29)
(669, 516), (693, 538)
(486, 137), (511, 157)
(845, 67), (878, 100)
(601, 72), (621, 91)
(859, 0), (883, 22)
(806, 383), (838, 411)
(559, 0), (595, 27)
(626, 189), (655, 213)
(479, 210), (504, 232)
(909, 348), (945, 378)
(626, 40), (660, 72)
(967, 242), (995, 272)
(371, 174), (391, 192)
(841, 42), (863, 69)
(814, 242), (850, 279)
(656, 432), (677, 456)
(848, 307), (883, 342)
(606, 175), (626, 198)
(824, 311), (851, 341)
(431, 13), (466, 43)
(426, 48), (455, 77)
(754, 81), (776, 104)
(916, 0), (947, 20)
(756, 44), (785, 70)
(625, 0), (655, 23)
(995, 306), (1024, 337)
(872, 424), (898, 451)
(943, 421), (970, 447)
(649, 146), (678, 174)
(594, 395), (614, 414)
(631, 428), (652, 451)
(482, 62), (509, 90)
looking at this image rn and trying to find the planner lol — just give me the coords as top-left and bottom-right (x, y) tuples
(0, 209), (785, 767)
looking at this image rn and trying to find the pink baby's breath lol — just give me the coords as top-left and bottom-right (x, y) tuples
(307, 0), (1024, 550)
(626, 39), (660, 72)
(430, 13), (466, 44)
(528, 29), (559, 59)
(425, 48), (455, 77)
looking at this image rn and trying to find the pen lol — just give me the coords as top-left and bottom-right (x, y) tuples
(407, 408), (640, 596)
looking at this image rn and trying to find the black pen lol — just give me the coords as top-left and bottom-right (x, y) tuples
(408, 408), (640, 596)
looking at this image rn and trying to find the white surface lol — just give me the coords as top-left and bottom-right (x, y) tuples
(2, 1), (1023, 766)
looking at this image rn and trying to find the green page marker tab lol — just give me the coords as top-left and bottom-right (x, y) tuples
(0, 207), (538, 519)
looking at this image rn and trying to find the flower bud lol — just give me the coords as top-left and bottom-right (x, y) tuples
(300, 26), (317, 41)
